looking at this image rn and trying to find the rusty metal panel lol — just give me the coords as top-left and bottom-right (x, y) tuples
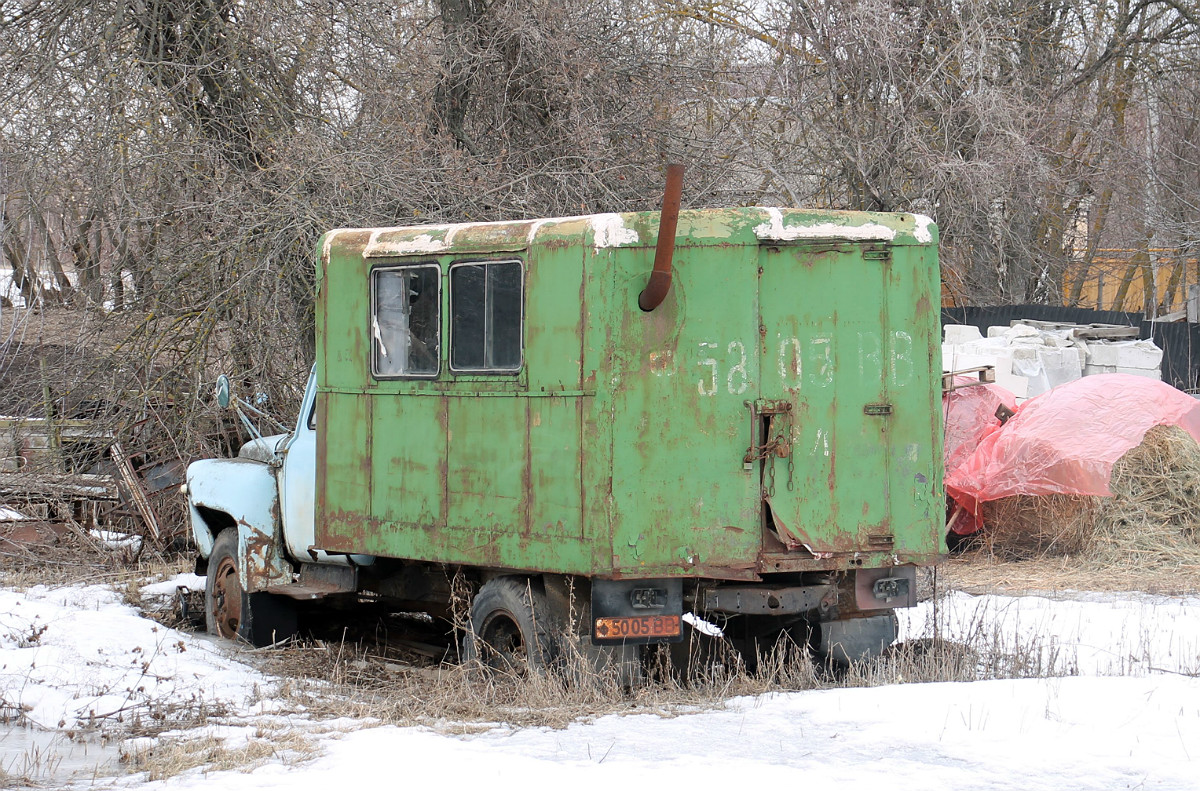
(606, 241), (763, 578)
(883, 244), (946, 557)
(185, 458), (290, 590)
(756, 242), (892, 555)
(313, 209), (943, 581)
(314, 391), (371, 552)
(370, 392), (446, 530)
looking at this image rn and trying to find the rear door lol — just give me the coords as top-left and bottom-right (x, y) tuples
(756, 242), (896, 555)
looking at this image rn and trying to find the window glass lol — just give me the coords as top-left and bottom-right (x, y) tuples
(371, 265), (440, 377)
(451, 260), (523, 372)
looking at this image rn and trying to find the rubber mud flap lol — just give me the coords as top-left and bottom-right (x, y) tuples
(816, 612), (899, 666)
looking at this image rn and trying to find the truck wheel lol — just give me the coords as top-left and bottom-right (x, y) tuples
(205, 529), (298, 647)
(462, 577), (557, 674)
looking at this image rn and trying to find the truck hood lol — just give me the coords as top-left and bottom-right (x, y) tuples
(237, 433), (290, 464)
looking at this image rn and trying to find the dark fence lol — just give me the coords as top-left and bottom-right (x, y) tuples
(941, 305), (1200, 392)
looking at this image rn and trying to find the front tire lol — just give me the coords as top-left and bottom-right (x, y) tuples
(462, 577), (557, 674)
(205, 529), (297, 647)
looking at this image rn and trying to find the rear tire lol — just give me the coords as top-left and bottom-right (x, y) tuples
(462, 577), (557, 674)
(205, 529), (297, 647)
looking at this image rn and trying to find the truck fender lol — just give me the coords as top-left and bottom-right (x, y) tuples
(185, 458), (292, 592)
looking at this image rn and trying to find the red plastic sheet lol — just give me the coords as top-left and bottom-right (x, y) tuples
(943, 377), (1018, 478)
(946, 374), (1200, 535)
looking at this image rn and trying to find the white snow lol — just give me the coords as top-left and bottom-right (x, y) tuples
(754, 207), (897, 242)
(364, 230), (447, 257)
(89, 530), (144, 553)
(0, 585), (270, 732)
(913, 213), (935, 243)
(1, 580), (1198, 789)
(900, 590), (1200, 676)
(589, 214), (639, 248)
(140, 574), (208, 599)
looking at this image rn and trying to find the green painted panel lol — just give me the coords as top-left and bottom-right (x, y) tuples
(756, 245), (888, 552)
(607, 244), (763, 576)
(527, 397), (584, 538)
(525, 225), (587, 392)
(446, 395), (524, 534)
(370, 394), (446, 530)
(319, 232), (371, 391)
(315, 392), (371, 551)
(883, 245), (944, 554)
(315, 209), (944, 578)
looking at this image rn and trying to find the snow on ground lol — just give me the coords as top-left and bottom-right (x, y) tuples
(900, 590), (1200, 676)
(0, 581), (272, 731)
(2, 575), (1199, 790)
(131, 676), (1199, 791)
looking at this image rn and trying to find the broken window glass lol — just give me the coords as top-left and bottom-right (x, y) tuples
(371, 265), (440, 377)
(451, 260), (523, 372)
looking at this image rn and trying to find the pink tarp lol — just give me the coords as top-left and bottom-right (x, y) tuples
(943, 377), (1018, 478)
(945, 374), (1200, 535)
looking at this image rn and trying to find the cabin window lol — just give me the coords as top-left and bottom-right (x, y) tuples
(371, 264), (440, 378)
(450, 260), (523, 372)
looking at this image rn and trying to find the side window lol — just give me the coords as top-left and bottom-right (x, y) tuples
(371, 264), (440, 378)
(450, 260), (523, 372)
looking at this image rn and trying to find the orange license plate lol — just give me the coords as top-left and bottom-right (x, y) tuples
(594, 614), (681, 642)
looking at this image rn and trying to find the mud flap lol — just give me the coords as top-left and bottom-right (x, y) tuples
(816, 612), (898, 666)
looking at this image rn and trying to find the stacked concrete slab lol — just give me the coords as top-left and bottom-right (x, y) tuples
(1078, 339), (1163, 379)
(943, 321), (1163, 401)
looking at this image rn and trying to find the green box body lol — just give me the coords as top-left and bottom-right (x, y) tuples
(314, 208), (943, 582)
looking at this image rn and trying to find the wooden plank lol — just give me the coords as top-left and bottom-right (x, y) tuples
(1013, 319), (1079, 331)
(0, 472), (119, 499)
(110, 442), (161, 539)
(943, 366), (997, 394)
(1073, 326), (1140, 340)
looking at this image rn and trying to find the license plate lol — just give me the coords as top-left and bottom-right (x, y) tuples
(594, 614), (681, 642)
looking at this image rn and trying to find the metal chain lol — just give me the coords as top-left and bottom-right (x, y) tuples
(744, 408), (795, 497)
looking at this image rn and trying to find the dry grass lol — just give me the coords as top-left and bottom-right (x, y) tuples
(0, 523), (189, 596)
(0, 741), (62, 788)
(1090, 425), (1200, 567)
(247, 606), (1065, 736)
(964, 425), (1200, 589)
(941, 551), (1200, 595)
(121, 727), (317, 782)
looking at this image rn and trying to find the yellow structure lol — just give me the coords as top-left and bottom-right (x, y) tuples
(1064, 250), (1197, 313)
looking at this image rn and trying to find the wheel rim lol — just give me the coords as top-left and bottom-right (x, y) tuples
(477, 609), (528, 672)
(211, 556), (243, 639)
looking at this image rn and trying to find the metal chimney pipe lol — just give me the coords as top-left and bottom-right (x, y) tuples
(638, 163), (684, 312)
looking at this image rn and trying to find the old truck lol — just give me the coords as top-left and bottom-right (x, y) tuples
(186, 178), (944, 673)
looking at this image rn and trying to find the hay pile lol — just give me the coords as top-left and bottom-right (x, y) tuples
(977, 425), (1200, 571)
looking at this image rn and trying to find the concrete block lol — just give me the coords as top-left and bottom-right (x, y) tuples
(1013, 346), (1083, 397)
(996, 370), (1029, 399)
(941, 346), (1013, 376)
(944, 324), (983, 345)
(1084, 340), (1163, 369)
(1083, 364), (1161, 380)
